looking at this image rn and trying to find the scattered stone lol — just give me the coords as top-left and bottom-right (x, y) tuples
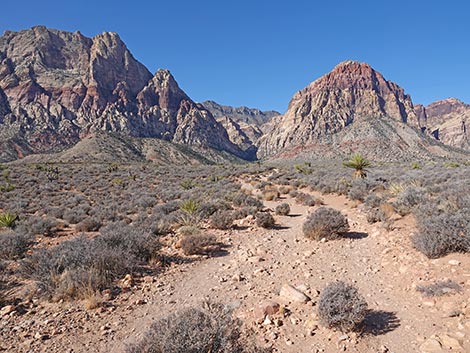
(0, 305), (15, 316)
(143, 276), (154, 283)
(279, 284), (310, 303)
(254, 300), (280, 321)
(120, 274), (133, 288)
(34, 332), (49, 340)
(269, 331), (278, 340)
(438, 334), (462, 350)
(419, 338), (442, 352)
(263, 316), (273, 326)
(448, 260), (461, 266)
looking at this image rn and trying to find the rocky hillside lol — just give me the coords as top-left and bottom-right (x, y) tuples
(415, 98), (470, 150)
(257, 61), (466, 161)
(201, 100), (280, 126)
(200, 100), (281, 157)
(0, 26), (252, 162)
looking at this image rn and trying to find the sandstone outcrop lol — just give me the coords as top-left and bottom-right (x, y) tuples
(0, 26), (249, 161)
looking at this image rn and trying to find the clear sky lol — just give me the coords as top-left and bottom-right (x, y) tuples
(1, 0), (469, 112)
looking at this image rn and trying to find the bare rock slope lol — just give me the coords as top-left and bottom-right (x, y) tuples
(257, 61), (466, 161)
(0, 26), (250, 162)
(415, 98), (470, 151)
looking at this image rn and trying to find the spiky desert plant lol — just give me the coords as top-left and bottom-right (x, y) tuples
(343, 154), (371, 179)
(0, 212), (17, 228)
(180, 199), (200, 215)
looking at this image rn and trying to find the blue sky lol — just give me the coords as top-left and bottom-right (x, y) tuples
(1, 0), (469, 112)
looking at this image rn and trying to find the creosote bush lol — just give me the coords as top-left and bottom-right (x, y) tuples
(210, 210), (235, 230)
(275, 203), (290, 216)
(295, 192), (316, 206)
(412, 211), (470, 258)
(318, 281), (368, 332)
(255, 212), (275, 228)
(180, 234), (218, 255)
(126, 301), (269, 353)
(22, 223), (159, 299)
(303, 207), (349, 240)
(0, 231), (32, 260)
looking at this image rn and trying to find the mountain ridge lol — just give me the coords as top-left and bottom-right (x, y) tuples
(0, 27), (469, 164)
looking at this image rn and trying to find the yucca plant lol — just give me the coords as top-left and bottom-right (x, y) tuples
(180, 199), (200, 215)
(179, 199), (201, 226)
(343, 154), (371, 179)
(0, 212), (17, 228)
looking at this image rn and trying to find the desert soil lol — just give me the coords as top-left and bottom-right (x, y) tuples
(1, 182), (470, 353)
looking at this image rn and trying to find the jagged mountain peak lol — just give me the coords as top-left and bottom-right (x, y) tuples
(0, 26), (250, 162)
(256, 61), (439, 160)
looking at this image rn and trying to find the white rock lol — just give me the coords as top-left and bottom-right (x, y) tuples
(279, 284), (310, 303)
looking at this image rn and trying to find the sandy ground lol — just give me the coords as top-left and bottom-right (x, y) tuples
(2, 185), (470, 353)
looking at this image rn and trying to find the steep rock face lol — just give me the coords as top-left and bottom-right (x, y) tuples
(418, 98), (470, 150)
(201, 100), (280, 126)
(215, 116), (260, 157)
(0, 27), (249, 161)
(0, 88), (10, 118)
(257, 61), (420, 158)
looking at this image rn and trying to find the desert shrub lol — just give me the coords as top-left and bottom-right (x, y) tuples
(47, 207), (65, 219)
(255, 212), (275, 228)
(412, 211), (470, 258)
(232, 206), (258, 220)
(295, 192), (316, 206)
(364, 194), (383, 209)
(63, 208), (87, 225)
(199, 201), (231, 219)
(262, 185), (279, 201)
(278, 185), (293, 195)
(0, 230), (32, 260)
(303, 207), (349, 240)
(152, 215), (178, 235)
(232, 193), (263, 209)
(347, 179), (369, 202)
(23, 223), (159, 299)
(178, 225), (201, 236)
(416, 280), (461, 297)
(318, 281), (368, 332)
(275, 203), (290, 216)
(180, 234), (218, 255)
(18, 216), (58, 237)
(365, 208), (385, 224)
(98, 222), (160, 262)
(393, 187), (427, 216)
(126, 301), (268, 353)
(288, 189), (299, 198)
(76, 217), (102, 232)
(210, 211), (234, 230)
(22, 236), (129, 298)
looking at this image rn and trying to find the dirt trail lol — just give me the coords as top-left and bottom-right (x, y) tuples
(5, 188), (470, 353)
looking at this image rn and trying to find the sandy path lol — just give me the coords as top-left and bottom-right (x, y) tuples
(6, 188), (470, 353)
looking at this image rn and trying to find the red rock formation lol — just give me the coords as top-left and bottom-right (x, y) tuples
(417, 98), (470, 150)
(0, 26), (250, 161)
(257, 61), (461, 161)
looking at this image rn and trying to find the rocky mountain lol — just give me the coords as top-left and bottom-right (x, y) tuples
(257, 61), (466, 161)
(200, 101), (280, 157)
(0, 26), (252, 162)
(201, 100), (280, 126)
(415, 98), (470, 150)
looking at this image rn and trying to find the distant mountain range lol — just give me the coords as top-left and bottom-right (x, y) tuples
(0, 26), (468, 163)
